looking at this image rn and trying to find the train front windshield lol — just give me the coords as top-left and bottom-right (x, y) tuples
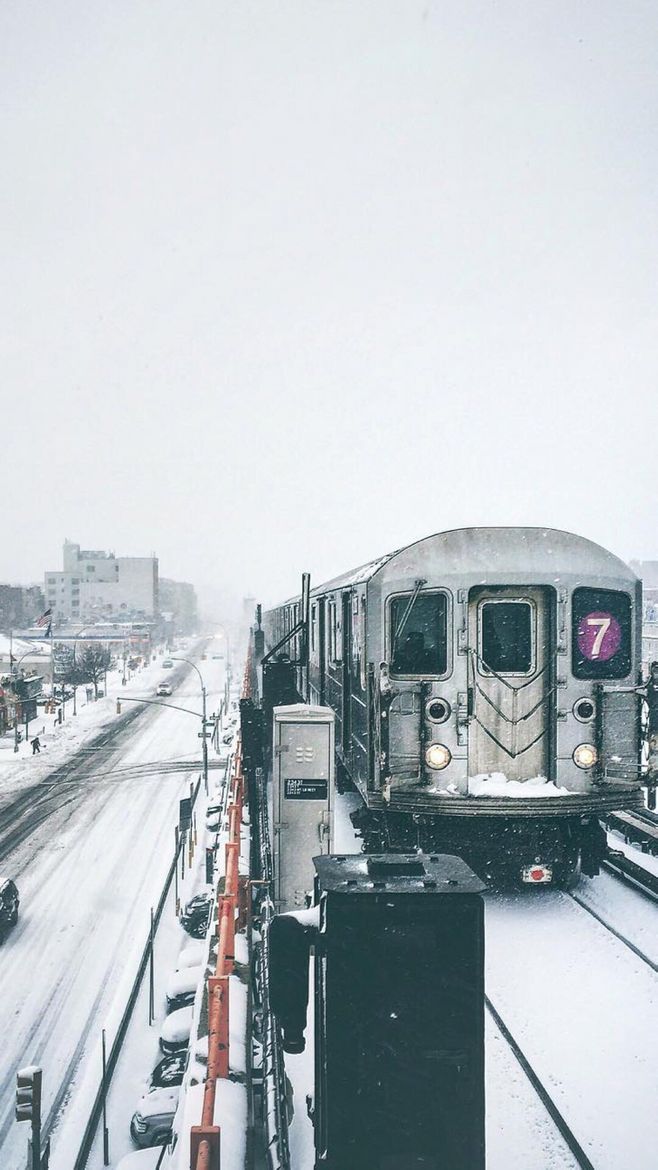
(390, 593), (448, 675)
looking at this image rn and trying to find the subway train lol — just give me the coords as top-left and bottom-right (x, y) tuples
(263, 528), (646, 885)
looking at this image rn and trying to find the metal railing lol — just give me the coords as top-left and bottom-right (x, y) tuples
(73, 779), (201, 1170)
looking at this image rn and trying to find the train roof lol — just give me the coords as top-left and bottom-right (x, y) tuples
(309, 528), (637, 596)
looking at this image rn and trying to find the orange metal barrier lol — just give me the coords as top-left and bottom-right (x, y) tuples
(191, 670), (250, 1169)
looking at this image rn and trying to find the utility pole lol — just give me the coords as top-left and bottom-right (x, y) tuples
(202, 682), (208, 795)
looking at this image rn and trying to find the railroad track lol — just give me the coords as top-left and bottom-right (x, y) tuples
(486, 996), (596, 1170)
(568, 885), (658, 972)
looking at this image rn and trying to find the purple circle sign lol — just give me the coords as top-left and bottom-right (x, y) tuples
(577, 610), (622, 662)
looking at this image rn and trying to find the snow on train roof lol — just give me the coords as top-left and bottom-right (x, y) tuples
(309, 527), (636, 596)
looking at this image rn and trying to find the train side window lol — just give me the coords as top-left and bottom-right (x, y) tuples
(479, 600), (534, 675)
(572, 588), (632, 679)
(359, 595), (367, 691)
(390, 592), (448, 676)
(329, 602), (334, 664)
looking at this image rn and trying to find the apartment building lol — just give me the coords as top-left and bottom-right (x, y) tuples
(45, 541), (158, 623)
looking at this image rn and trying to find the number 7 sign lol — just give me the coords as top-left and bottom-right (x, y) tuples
(577, 611), (621, 662)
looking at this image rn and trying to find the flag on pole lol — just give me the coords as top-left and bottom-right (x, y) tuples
(35, 609), (53, 638)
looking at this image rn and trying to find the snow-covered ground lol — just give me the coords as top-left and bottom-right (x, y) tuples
(486, 890), (658, 1170)
(0, 641), (228, 1170)
(11, 706), (654, 1170)
(283, 792), (658, 1169)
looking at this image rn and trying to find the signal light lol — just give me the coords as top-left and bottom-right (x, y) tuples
(15, 1065), (41, 1124)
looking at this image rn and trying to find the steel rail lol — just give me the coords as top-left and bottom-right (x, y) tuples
(485, 996), (597, 1170)
(568, 890), (658, 971)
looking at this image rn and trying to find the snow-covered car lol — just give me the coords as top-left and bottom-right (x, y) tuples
(116, 1149), (163, 1169)
(180, 893), (212, 939)
(150, 1051), (188, 1089)
(156, 683), (173, 697)
(130, 1086), (179, 1147)
(159, 1006), (193, 1054)
(177, 940), (205, 969)
(162, 659), (174, 669)
(165, 966), (203, 1013)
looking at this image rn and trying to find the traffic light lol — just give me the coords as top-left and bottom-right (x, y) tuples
(15, 1066), (41, 1124)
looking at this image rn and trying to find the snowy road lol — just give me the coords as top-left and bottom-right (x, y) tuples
(0, 646), (228, 1170)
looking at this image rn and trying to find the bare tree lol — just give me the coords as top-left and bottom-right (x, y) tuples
(77, 645), (114, 699)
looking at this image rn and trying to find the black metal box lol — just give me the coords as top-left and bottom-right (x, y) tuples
(313, 853), (485, 1170)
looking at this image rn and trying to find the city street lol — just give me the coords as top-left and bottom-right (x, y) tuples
(0, 644), (228, 1170)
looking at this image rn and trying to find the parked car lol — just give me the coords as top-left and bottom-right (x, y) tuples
(165, 966), (203, 1013)
(177, 940), (205, 969)
(162, 659), (174, 669)
(116, 1149), (163, 1169)
(180, 893), (212, 939)
(159, 1007), (193, 1054)
(156, 683), (173, 697)
(211, 653), (224, 660)
(130, 1086), (179, 1147)
(0, 879), (19, 934)
(150, 1051), (188, 1089)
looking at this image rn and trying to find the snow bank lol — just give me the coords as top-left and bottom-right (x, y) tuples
(469, 773), (575, 797)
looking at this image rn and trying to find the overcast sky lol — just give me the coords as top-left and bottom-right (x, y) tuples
(2, 1), (657, 608)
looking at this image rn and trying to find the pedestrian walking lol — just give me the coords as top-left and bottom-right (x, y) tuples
(31, 736), (41, 755)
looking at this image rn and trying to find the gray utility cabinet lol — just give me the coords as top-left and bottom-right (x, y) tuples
(272, 704), (335, 912)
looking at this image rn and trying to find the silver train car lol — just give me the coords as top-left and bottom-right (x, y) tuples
(264, 527), (645, 884)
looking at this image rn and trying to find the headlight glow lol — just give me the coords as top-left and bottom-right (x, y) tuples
(425, 743), (452, 770)
(573, 743), (598, 769)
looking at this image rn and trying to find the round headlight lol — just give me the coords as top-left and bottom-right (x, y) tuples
(425, 743), (452, 770)
(573, 743), (598, 769)
(426, 698), (451, 724)
(573, 698), (595, 723)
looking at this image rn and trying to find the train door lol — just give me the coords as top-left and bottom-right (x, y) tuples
(318, 597), (327, 706)
(467, 587), (553, 781)
(341, 592), (352, 757)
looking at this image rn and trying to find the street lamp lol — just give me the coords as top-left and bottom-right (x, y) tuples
(171, 657), (209, 793)
(119, 690), (211, 793)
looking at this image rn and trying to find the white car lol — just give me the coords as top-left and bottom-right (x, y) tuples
(159, 1006), (193, 1054)
(116, 1150), (163, 1169)
(177, 940), (205, 969)
(130, 1086), (179, 1148)
(165, 965), (203, 1012)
